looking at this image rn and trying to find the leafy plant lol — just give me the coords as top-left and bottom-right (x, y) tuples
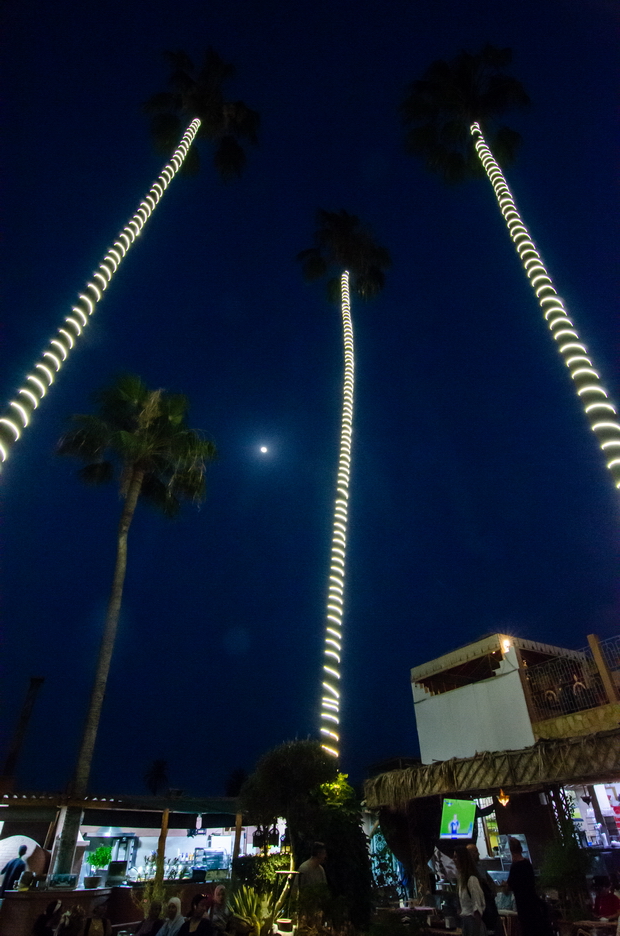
(233, 854), (291, 894)
(539, 821), (592, 919)
(88, 846), (112, 870)
(229, 875), (294, 936)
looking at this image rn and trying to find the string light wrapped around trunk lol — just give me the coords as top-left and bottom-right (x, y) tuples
(320, 270), (354, 759)
(470, 122), (620, 489)
(0, 119), (201, 468)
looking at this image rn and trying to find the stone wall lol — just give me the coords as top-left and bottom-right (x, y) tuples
(532, 701), (620, 740)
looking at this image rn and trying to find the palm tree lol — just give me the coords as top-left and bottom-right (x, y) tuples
(53, 374), (217, 874)
(297, 210), (390, 759)
(144, 759), (170, 796)
(0, 49), (257, 471)
(401, 45), (620, 487)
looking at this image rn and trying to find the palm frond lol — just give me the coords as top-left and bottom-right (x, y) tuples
(213, 135), (246, 180)
(77, 461), (114, 486)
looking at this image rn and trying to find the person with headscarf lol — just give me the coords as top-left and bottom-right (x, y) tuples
(159, 898), (184, 936)
(32, 899), (63, 935)
(209, 885), (231, 932)
(134, 899), (163, 934)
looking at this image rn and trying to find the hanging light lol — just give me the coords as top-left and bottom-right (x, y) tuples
(497, 789), (510, 807)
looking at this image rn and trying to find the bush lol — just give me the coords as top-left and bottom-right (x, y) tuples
(233, 854), (291, 894)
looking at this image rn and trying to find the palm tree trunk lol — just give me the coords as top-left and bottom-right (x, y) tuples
(0, 119), (201, 470)
(54, 468), (144, 875)
(470, 122), (620, 487)
(320, 270), (354, 760)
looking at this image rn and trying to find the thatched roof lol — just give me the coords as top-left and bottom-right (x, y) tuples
(364, 727), (620, 808)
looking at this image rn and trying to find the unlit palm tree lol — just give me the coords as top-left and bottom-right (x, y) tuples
(144, 759), (170, 796)
(297, 210), (390, 759)
(54, 374), (216, 873)
(0, 49), (257, 470)
(401, 44), (620, 488)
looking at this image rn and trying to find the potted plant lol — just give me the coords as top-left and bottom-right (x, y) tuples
(85, 845), (112, 888)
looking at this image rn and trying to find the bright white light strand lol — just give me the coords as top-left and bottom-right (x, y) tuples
(320, 271), (354, 760)
(470, 123), (620, 488)
(0, 119), (202, 469)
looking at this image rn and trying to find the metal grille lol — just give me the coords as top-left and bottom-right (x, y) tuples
(523, 649), (607, 722)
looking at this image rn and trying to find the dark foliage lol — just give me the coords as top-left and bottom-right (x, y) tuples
(297, 209), (390, 302)
(144, 48), (259, 180)
(401, 44), (530, 182)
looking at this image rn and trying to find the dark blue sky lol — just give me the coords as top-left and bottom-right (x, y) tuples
(1, 0), (619, 795)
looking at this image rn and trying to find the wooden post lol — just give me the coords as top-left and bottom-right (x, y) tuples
(232, 812), (243, 864)
(153, 807), (169, 895)
(588, 634), (619, 704)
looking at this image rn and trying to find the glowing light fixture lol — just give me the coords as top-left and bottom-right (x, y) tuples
(497, 789), (510, 807)
(502, 638), (511, 653)
(320, 271), (353, 760)
(470, 123), (620, 489)
(0, 119), (202, 469)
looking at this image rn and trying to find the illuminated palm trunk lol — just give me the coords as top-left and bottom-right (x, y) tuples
(470, 123), (620, 488)
(0, 118), (201, 469)
(320, 270), (353, 759)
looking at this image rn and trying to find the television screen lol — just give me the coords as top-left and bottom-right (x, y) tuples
(439, 798), (476, 839)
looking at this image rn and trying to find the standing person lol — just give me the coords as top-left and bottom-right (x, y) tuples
(159, 898), (184, 936)
(178, 893), (214, 936)
(453, 846), (486, 936)
(297, 843), (327, 889)
(507, 838), (551, 936)
(0, 844), (27, 896)
(467, 843), (500, 934)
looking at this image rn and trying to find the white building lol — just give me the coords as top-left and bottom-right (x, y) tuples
(411, 633), (618, 765)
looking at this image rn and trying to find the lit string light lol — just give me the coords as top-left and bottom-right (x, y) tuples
(0, 119), (202, 469)
(471, 123), (620, 488)
(320, 271), (353, 760)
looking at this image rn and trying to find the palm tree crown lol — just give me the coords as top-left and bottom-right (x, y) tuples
(401, 44), (530, 182)
(58, 373), (216, 515)
(144, 48), (260, 180)
(297, 209), (391, 301)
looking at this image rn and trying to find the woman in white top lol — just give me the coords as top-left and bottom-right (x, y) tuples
(454, 846), (486, 936)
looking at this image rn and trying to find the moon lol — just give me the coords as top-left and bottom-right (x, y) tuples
(260, 446), (268, 453)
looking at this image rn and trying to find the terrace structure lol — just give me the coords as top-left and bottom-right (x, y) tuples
(411, 633), (620, 765)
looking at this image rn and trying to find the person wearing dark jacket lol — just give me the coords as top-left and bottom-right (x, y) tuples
(0, 844), (27, 896)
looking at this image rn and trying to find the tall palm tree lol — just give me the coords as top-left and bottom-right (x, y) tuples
(53, 374), (216, 874)
(0, 49), (257, 471)
(401, 45), (620, 487)
(297, 210), (390, 759)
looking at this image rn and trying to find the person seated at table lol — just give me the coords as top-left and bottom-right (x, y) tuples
(495, 881), (516, 912)
(593, 879), (620, 921)
(178, 893), (214, 935)
(209, 885), (232, 932)
(159, 898), (185, 936)
(135, 899), (163, 934)
(83, 897), (112, 936)
(32, 899), (63, 935)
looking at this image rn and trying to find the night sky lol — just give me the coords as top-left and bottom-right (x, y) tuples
(1, 0), (619, 797)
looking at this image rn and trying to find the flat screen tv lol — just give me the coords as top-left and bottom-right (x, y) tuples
(439, 798), (476, 839)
